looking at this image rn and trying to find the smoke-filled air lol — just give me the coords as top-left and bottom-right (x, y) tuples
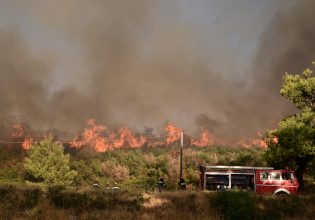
(0, 0), (314, 150)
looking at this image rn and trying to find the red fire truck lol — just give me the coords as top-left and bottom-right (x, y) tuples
(199, 165), (299, 195)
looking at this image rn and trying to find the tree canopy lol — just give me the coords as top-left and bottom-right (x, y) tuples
(280, 68), (315, 111)
(24, 135), (77, 186)
(265, 64), (315, 188)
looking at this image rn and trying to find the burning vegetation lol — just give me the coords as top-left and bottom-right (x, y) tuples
(8, 119), (268, 152)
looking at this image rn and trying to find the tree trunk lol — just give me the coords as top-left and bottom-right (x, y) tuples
(296, 158), (308, 190)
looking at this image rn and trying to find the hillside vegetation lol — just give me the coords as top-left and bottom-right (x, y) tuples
(1, 137), (315, 219)
(0, 142), (268, 190)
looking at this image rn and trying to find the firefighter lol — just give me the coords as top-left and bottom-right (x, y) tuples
(157, 178), (166, 192)
(92, 178), (100, 188)
(112, 182), (120, 191)
(178, 177), (186, 190)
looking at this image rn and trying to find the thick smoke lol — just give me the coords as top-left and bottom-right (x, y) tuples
(0, 27), (51, 138)
(0, 0), (314, 141)
(246, 0), (315, 132)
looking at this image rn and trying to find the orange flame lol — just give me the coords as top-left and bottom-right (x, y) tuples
(234, 133), (268, 148)
(191, 129), (215, 147)
(165, 123), (182, 145)
(22, 136), (33, 150)
(71, 120), (183, 151)
(70, 119), (110, 152)
(11, 119), (269, 151)
(114, 127), (146, 148)
(11, 123), (33, 149)
(70, 119), (148, 152)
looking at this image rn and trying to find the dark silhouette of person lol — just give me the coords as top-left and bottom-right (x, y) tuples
(178, 177), (187, 190)
(157, 178), (166, 192)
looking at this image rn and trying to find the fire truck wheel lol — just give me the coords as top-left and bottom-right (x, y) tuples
(275, 191), (289, 196)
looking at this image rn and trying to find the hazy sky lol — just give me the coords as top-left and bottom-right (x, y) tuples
(0, 0), (314, 140)
(0, 0), (291, 88)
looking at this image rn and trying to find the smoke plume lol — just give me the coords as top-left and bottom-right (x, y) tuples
(0, 0), (314, 142)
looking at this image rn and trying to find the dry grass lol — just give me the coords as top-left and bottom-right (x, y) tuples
(1, 186), (315, 220)
(140, 191), (221, 220)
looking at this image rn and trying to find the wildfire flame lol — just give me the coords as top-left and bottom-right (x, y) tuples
(10, 119), (268, 151)
(165, 123), (182, 145)
(22, 136), (33, 150)
(70, 120), (184, 151)
(70, 119), (110, 152)
(70, 119), (148, 152)
(234, 139), (267, 148)
(234, 132), (268, 148)
(10, 123), (33, 149)
(191, 129), (215, 147)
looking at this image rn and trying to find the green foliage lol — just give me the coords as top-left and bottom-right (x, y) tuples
(4, 134), (267, 190)
(265, 111), (315, 185)
(24, 135), (77, 186)
(120, 150), (146, 176)
(71, 159), (102, 185)
(0, 168), (19, 183)
(184, 167), (199, 187)
(97, 146), (266, 190)
(266, 112), (315, 163)
(155, 155), (168, 174)
(230, 148), (267, 167)
(280, 68), (315, 111)
(265, 65), (315, 187)
(213, 191), (255, 220)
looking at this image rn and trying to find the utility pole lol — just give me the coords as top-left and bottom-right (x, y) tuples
(180, 132), (184, 179)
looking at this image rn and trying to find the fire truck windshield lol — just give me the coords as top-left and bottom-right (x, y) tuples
(282, 172), (295, 180)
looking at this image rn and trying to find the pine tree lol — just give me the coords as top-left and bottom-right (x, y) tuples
(24, 134), (77, 186)
(265, 64), (315, 188)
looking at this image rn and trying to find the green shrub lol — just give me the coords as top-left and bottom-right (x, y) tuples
(24, 135), (77, 186)
(213, 191), (255, 220)
(0, 168), (19, 182)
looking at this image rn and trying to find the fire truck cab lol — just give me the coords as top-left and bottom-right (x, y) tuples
(199, 165), (299, 195)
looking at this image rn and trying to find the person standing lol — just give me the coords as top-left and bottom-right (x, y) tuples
(157, 178), (166, 192)
(178, 177), (186, 190)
